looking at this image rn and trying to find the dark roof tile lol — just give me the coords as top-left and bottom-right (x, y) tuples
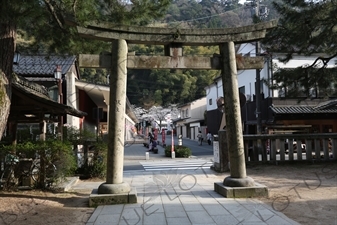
(13, 55), (76, 76)
(270, 102), (337, 114)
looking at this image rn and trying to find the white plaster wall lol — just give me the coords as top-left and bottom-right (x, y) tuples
(125, 114), (135, 141)
(182, 126), (187, 137)
(205, 78), (224, 112)
(190, 97), (206, 119)
(206, 43), (337, 114)
(273, 54), (336, 69)
(66, 69), (80, 129)
(237, 43), (271, 99)
(179, 104), (190, 118)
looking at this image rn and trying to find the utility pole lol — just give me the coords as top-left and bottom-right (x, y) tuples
(245, 0), (269, 135)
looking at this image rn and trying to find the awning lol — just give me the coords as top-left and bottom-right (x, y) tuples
(9, 75), (87, 123)
(75, 80), (138, 123)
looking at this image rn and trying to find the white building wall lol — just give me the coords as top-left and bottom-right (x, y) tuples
(237, 43), (272, 100)
(66, 69), (80, 129)
(178, 104), (191, 119)
(190, 97), (206, 119)
(274, 54), (336, 69)
(237, 44), (337, 100)
(125, 114), (135, 141)
(204, 43), (337, 132)
(182, 126), (187, 137)
(205, 78), (224, 112)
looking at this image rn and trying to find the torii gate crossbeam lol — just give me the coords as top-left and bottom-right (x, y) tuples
(76, 20), (277, 45)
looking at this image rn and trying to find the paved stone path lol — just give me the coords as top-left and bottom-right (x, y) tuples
(69, 144), (301, 225)
(80, 167), (299, 225)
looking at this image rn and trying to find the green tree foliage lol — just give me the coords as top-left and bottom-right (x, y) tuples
(127, 43), (220, 107)
(13, 0), (171, 54)
(0, 0), (171, 139)
(263, 0), (337, 98)
(80, 68), (109, 85)
(165, 0), (244, 28)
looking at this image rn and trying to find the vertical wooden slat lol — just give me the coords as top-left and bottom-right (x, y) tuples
(271, 139), (276, 161)
(253, 142), (259, 162)
(288, 139), (294, 161)
(332, 138), (337, 160)
(250, 140), (256, 162)
(280, 139), (285, 161)
(261, 138), (267, 162)
(296, 140), (302, 161)
(314, 139), (321, 161)
(305, 139), (312, 161)
(323, 139), (329, 160)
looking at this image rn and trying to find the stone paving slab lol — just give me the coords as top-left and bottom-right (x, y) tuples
(70, 166), (301, 225)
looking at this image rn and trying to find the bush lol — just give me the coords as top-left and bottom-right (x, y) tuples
(0, 140), (76, 188)
(76, 141), (107, 179)
(164, 145), (191, 158)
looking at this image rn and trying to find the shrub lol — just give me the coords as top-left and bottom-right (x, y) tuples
(76, 141), (107, 179)
(164, 145), (191, 158)
(0, 140), (76, 188)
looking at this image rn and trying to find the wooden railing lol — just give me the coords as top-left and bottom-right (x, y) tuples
(243, 133), (337, 163)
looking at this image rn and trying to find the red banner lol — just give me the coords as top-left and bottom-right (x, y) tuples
(154, 128), (158, 140)
(162, 129), (165, 146)
(171, 133), (174, 152)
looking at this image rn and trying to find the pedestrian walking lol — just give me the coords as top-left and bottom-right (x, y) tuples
(206, 132), (212, 145)
(197, 131), (203, 145)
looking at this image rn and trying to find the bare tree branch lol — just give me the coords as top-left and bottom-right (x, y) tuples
(43, 0), (64, 29)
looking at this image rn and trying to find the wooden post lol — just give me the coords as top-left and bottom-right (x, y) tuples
(38, 120), (46, 188)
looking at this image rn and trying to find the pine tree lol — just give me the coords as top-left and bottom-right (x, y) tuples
(0, 0), (170, 139)
(263, 0), (337, 98)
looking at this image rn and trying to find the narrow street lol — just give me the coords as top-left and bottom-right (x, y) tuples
(123, 134), (215, 172)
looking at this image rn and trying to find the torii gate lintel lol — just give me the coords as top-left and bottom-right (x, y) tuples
(79, 53), (265, 70)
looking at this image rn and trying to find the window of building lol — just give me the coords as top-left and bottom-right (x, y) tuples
(48, 88), (58, 102)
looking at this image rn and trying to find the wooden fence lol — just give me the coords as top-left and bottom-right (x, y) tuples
(243, 133), (337, 163)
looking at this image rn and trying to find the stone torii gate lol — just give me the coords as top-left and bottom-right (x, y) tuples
(75, 20), (277, 205)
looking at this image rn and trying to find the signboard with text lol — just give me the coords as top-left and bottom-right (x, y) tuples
(213, 141), (220, 163)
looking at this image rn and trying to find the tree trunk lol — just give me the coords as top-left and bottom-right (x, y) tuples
(0, 18), (16, 140)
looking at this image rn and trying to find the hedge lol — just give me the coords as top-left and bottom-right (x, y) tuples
(164, 145), (191, 158)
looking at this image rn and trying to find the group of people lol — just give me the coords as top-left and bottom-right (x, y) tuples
(197, 131), (212, 146)
(147, 130), (212, 149)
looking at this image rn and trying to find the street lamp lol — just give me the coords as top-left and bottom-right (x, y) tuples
(54, 65), (63, 140)
(13, 51), (20, 64)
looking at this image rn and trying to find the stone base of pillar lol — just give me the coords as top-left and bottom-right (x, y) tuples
(214, 181), (268, 198)
(98, 182), (131, 194)
(89, 187), (137, 207)
(224, 176), (255, 187)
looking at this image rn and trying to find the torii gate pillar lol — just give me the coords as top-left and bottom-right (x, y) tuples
(214, 42), (268, 198)
(222, 42), (253, 184)
(90, 39), (137, 207)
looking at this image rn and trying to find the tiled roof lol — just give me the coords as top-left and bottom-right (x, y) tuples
(313, 99), (337, 110)
(13, 55), (76, 76)
(270, 101), (337, 114)
(13, 74), (50, 100)
(12, 74), (87, 118)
